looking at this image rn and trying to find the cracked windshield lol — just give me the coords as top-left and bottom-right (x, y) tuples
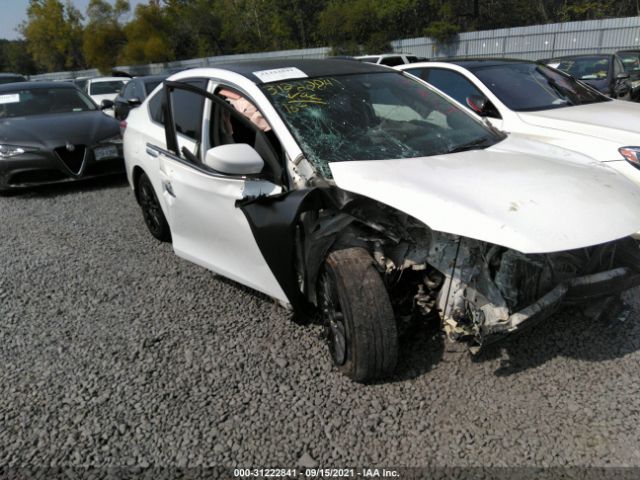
(262, 72), (502, 178)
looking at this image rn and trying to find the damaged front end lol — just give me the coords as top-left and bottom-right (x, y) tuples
(296, 195), (640, 351)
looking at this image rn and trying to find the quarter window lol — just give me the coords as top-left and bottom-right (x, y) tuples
(147, 79), (206, 135)
(148, 89), (164, 124)
(172, 79), (207, 140)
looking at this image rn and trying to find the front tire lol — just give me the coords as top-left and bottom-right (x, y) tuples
(137, 172), (171, 242)
(318, 247), (398, 382)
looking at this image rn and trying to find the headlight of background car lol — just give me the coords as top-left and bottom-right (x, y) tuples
(619, 146), (640, 168)
(0, 144), (37, 158)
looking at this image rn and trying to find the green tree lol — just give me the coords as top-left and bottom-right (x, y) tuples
(163, 0), (224, 59)
(83, 0), (129, 73)
(119, 0), (174, 64)
(317, 0), (429, 54)
(0, 40), (37, 74)
(21, 0), (85, 72)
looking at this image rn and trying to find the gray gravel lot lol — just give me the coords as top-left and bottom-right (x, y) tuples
(1, 176), (640, 472)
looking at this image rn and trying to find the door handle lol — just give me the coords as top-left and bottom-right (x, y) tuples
(163, 180), (176, 197)
(146, 146), (159, 158)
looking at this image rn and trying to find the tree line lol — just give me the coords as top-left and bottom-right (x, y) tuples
(2, 0), (640, 75)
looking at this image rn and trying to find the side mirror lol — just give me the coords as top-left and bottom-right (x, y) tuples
(127, 97), (141, 107)
(617, 72), (631, 80)
(204, 143), (264, 175)
(100, 99), (114, 110)
(466, 95), (488, 115)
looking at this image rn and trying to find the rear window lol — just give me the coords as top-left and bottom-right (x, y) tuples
(89, 80), (127, 95)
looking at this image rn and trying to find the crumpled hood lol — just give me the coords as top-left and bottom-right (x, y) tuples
(330, 135), (640, 254)
(0, 111), (120, 148)
(518, 100), (640, 146)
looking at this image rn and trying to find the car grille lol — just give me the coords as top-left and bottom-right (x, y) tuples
(54, 145), (86, 175)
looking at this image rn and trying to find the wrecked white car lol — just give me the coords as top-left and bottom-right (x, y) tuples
(123, 59), (640, 382)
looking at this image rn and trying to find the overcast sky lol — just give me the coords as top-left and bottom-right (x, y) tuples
(1, 0), (146, 40)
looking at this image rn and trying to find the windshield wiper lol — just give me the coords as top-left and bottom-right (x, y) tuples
(447, 136), (493, 154)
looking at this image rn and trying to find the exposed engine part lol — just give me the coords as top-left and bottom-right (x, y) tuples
(297, 192), (640, 351)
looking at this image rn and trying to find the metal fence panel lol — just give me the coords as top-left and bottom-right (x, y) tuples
(28, 16), (640, 79)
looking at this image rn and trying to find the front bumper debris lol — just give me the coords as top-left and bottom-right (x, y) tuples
(478, 266), (640, 348)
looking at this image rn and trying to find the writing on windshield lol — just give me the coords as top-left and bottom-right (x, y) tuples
(262, 73), (502, 178)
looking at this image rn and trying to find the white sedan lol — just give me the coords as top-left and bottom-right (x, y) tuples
(397, 59), (640, 188)
(123, 59), (640, 382)
(84, 76), (130, 114)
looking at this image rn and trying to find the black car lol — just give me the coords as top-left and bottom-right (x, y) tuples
(543, 54), (632, 100)
(0, 73), (27, 85)
(617, 50), (640, 101)
(0, 82), (123, 191)
(111, 75), (167, 120)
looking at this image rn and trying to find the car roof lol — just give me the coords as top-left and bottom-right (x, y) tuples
(545, 54), (615, 60)
(355, 54), (404, 58)
(0, 81), (77, 92)
(140, 74), (169, 82)
(436, 58), (539, 69)
(89, 76), (129, 83)
(211, 58), (390, 84)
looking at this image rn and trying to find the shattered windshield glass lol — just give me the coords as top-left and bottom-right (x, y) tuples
(261, 72), (502, 178)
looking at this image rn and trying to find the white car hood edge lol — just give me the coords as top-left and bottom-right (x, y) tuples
(329, 137), (640, 254)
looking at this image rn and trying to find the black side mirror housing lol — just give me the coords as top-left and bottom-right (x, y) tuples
(100, 99), (114, 110)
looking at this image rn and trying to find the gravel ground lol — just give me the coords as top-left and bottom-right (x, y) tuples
(1, 176), (640, 473)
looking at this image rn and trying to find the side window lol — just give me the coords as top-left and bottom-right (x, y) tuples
(172, 79), (207, 140)
(148, 88), (164, 124)
(406, 67), (430, 83)
(614, 58), (624, 77)
(209, 87), (283, 182)
(424, 69), (483, 107)
(121, 82), (136, 99)
(380, 56), (405, 67)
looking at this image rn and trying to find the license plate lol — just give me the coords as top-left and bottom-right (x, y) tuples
(94, 145), (118, 161)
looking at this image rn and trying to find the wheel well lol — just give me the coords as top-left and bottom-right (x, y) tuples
(132, 166), (144, 204)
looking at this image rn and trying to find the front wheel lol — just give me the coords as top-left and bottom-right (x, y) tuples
(137, 172), (171, 242)
(318, 247), (398, 383)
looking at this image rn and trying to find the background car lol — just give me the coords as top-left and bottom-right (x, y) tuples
(398, 59), (640, 190)
(0, 73), (27, 85)
(0, 82), (123, 190)
(123, 59), (640, 382)
(84, 77), (130, 113)
(112, 74), (167, 121)
(354, 53), (426, 66)
(543, 53), (631, 100)
(617, 49), (640, 101)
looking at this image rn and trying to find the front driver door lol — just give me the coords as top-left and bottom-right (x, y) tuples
(154, 80), (289, 304)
